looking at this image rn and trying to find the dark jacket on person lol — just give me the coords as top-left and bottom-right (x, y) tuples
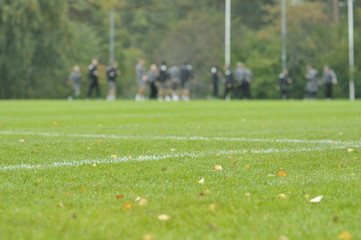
(107, 66), (118, 82)
(88, 64), (98, 82)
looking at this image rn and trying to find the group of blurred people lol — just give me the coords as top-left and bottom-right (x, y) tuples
(211, 63), (337, 100)
(135, 59), (193, 102)
(68, 58), (337, 101)
(68, 59), (120, 101)
(210, 62), (254, 100)
(303, 65), (337, 100)
(278, 64), (337, 100)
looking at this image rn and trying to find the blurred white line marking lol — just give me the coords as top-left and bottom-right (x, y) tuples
(1, 131), (360, 146)
(0, 146), (346, 170)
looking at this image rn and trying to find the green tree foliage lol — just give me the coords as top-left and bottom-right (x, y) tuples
(0, 0), (71, 98)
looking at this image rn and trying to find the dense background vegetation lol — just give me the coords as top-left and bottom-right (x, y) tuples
(0, 0), (360, 99)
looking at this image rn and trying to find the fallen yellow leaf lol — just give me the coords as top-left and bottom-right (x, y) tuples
(279, 235), (289, 240)
(208, 204), (217, 211)
(123, 203), (132, 210)
(157, 214), (170, 221)
(96, 138), (104, 143)
(135, 197), (148, 206)
(214, 164), (223, 171)
(277, 193), (287, 199)
(143, 233), (155, 240)
(277, 170), (287, 177)
(347, 148), (354, 152)
(111, 154), (117, 159)
(198, 178), (205, 184)
(19, 139), (25, 143)
(338, 231), (352, 240)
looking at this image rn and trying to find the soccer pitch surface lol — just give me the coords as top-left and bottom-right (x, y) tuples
(0, 100), (360, 240)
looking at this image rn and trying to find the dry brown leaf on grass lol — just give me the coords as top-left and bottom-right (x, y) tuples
(116, 195), (124, 199)
(277, 170), (287, 177)
(207, 223), (218, 231)
(310, 196), (323, 203)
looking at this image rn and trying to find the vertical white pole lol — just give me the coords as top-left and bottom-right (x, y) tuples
(225, 0), (231, 66)
(281, 0), (287, 71)
(348, 0), (355, 100)
(109, 11), (115, 64)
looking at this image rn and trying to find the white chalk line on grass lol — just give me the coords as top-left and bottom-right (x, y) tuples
(0, 145), (347, 171)
(1, 131), (361, 146)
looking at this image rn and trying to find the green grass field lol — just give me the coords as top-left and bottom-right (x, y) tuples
(0, 100), (360, 240)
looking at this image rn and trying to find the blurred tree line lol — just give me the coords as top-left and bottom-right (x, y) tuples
(0, 0), (360, 99)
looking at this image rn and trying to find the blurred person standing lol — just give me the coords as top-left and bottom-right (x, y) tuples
(158, 61), (170, 101)
(223, 65), (233, 100)
(135, 58), (146, 101)
(68, 65), (82, 100)
(106, 62), (120, 101)
(279, 69), (292, 100)
(234, 62), (253, 99)
(180, 62), (193, 101)
(147, 64), (159, 99)
(211, 66), (221, 98)
(305, 65), (319, 99)
(322, 65), (337, 99)
(87, 59), (100, 99)
(168, 64), (181, 101)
